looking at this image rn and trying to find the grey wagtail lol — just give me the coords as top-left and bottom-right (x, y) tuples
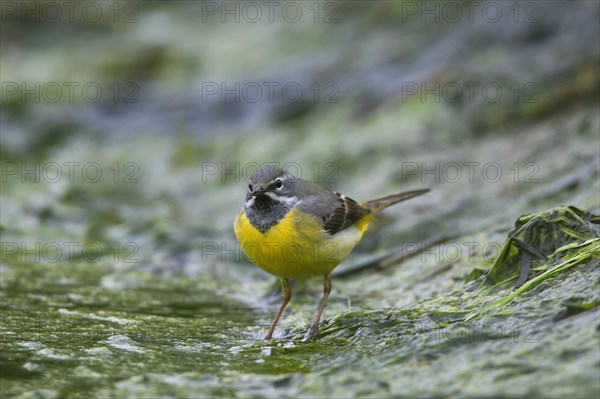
(234, 166), (429, 340)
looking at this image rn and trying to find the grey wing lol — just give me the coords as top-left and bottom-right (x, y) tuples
(297, 191), (370, 235)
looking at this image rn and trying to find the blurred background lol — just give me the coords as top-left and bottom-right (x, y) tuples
(1, 1), (599, 397)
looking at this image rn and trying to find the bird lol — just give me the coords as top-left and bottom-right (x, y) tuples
(234, 165), (429, 340)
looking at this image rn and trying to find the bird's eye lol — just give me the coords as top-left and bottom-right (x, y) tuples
(248, 184), (253, 191)
(274, 179), (283, 189)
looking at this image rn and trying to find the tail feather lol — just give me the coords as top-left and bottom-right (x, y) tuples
(362, 189), (430, 213)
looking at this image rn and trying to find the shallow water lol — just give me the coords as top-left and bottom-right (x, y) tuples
(2, 251), (598, 397)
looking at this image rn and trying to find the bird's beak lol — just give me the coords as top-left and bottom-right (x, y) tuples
(251, 186), (266, 196)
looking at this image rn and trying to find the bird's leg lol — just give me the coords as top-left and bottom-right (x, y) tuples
(264, 278), (292, 340)
(304, 274), (332, 341)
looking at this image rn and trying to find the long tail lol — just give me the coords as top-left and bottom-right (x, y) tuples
(361, 189), (430, 214)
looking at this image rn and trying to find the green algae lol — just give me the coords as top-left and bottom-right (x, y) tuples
(2, 1), (600, 398)
(465, 207), (600, 320)
(2, 219), (598, 397)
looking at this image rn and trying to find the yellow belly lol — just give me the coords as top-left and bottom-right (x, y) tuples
(234, 209), (372, 279)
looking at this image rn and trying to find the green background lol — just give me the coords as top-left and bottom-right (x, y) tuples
(1, 1), (599, 398)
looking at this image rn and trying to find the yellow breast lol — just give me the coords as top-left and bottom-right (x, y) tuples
(234, 209), (372, 279)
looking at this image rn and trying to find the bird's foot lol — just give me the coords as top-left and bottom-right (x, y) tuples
(302, 322), (320, 342)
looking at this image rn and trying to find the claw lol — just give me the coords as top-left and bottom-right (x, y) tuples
(303, 322), (320, 341)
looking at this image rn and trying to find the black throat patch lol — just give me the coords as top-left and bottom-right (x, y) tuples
(244, 195), (294, 234)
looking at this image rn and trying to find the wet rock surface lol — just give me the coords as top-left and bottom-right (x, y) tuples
(1, 1), (599, 398)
